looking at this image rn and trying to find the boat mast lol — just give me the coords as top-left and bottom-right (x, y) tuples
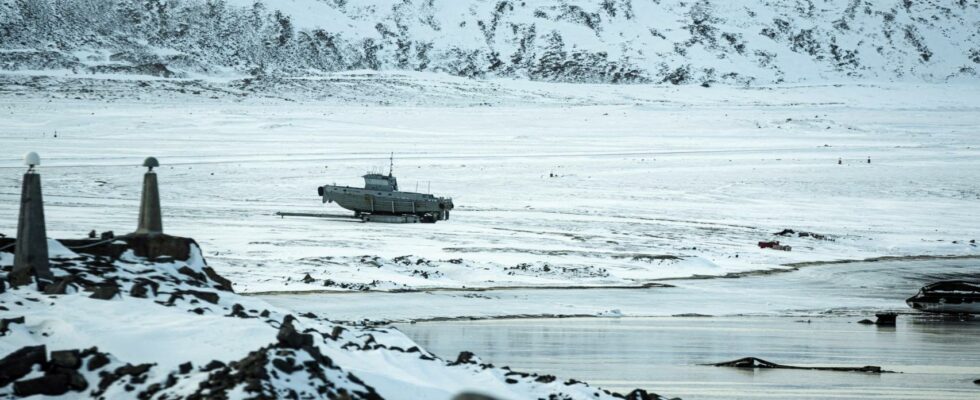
(388, 152), (394, 178)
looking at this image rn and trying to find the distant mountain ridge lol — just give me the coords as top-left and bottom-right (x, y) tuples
(1, 0), (978, 85)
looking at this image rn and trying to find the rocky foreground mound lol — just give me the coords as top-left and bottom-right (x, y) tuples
(0, 236), (670, 399)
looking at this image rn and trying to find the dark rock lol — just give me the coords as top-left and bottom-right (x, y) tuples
(302, 273), (315, 284)
(0, 278), (6, 293)
(66, 369), (88, 390)
(272, 357), (302, 373)
(857, 319), (874, 325)
(228, 303), (250, 318)
(202, 360), (226, 371)
(452, 393), (501, 400)
(43, 276), (74, 295)
(1, 316), (26, 336)
(710, 356), (889, 373)
(97, 363), (154, 393)
(178, 289), (219, 304)
(974, 378), (980, 385)
(13, 372), (70, 396)
(450, 351), (476, 366)
(178, 362), (193, 374)
(190, 307), (206, 315)
(276, 315), (313, 349)
(260, 309), (270, 318)
(133, 278), (160, 297)
(202, 266), (234, 292)
(177, 266), (206, 282)
(90, 283), (120, 300)
(51, 349), (82, 369)
(0, 345), (47, 386)
(86, 352), (110, 371)
(624, 389), (660, 400)
(875, 312), (897, 326)
(504, 378), (518, 384)
(299, 312), (317, 319)
(130, 282), (149, 298)
(330, 326), (345, 340)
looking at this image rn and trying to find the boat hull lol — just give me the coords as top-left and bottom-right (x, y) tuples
(906, 280), (980, 314)
(318, 185), (453, 220)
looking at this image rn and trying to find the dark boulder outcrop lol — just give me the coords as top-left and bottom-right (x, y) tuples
(277, 315), (314, 349)
(450, 351), (477, 366)
(90, 283), (120, 300)
(0, 345), (47, 387)
(202, 267), (233, 292)
(43, 276), (74, 295)
(50, 349), (81, 369)
(13, 373), (71, 397)
(0, 316), (25, 336)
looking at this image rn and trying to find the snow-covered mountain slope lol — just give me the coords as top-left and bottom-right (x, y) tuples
(1, 0), (978, 85)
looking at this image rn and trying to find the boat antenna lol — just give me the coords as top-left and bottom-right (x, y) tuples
(388, 152), (394, 178)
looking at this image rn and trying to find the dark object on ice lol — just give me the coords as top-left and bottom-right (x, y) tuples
(0, 345), (46, 386)
(906, 280), (980, 314)
(838, 157), (842, 165)
(302, 273), (315, 284)
(798, 231), (829, 240)
(88, 230), (97, 239)
(974, 378), (980, 385)
(179, 362), (193, 374)
(758, 240), (791, 251)
(874, 312), (897, 326)
(774, 229), (829, 241)
(317, 154), (454, 223)
(857, 319), (874, 325)
(707, 357), (889, 373)
(100, 230), (114, 240)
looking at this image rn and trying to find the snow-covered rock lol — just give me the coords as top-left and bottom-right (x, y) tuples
(0, 236), (670, 399)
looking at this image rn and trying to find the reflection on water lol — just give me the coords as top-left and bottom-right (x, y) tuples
(397, 316), (980, 400)
(393, 259), (980, 400)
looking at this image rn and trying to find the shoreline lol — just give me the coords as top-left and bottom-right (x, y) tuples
(244, 253), (980, 297)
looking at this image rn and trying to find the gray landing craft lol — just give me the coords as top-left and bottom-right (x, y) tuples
(317, 161), (454, 223)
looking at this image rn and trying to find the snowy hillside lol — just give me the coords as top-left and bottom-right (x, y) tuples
(1, 0), (978, 85)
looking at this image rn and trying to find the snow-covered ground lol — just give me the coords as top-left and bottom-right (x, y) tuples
(1, 75), (979, 295)
(261, 257), (979, 323)
(2, 239), (652, 399)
